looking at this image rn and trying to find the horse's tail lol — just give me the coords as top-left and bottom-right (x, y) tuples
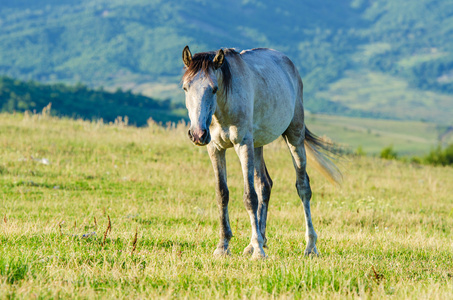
(304, 127), (343, 185)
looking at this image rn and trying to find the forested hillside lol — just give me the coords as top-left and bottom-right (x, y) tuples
(0, 0), (452, 123)
(0, 76), (185, 125)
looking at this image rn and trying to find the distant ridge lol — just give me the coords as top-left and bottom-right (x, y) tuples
(0, 76), (185, 126)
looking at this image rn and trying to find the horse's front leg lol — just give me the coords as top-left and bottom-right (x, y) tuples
(234, 139), (266, 259)
(207, 144), (233, 256)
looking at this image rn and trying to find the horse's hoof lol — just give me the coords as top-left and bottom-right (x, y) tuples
(251, 248), (267, 260)
(242, 244), (254, 256)
(213, 247), (231, 256)
(304, 246), (319, 257)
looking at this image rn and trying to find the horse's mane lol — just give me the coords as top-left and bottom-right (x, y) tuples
(182, 48), (238, 97)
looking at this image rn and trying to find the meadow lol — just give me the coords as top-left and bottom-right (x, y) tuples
(1, 112), (452, 299)
(305, 114), (444, 156)
(315, 70), (453, 124)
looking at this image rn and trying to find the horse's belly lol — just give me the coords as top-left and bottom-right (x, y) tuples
(252, 109), (293, 147)
(251, 86), (297, 147)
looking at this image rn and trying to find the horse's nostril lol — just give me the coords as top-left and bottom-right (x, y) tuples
(188, 128), (208, 144)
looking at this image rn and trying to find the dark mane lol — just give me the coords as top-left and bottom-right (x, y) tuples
(182, 48), (238, 97)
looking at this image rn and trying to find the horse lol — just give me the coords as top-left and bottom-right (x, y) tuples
(181, 46), (341, 259)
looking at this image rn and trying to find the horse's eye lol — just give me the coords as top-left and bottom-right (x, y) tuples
(183, 86), (187, 92)
(212, 87), (218, 94)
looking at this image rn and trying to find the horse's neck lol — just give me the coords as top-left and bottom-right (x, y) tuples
(213, 93), (228, 124)
(213, 71), (229, 118)
(213, 57), (251, 123)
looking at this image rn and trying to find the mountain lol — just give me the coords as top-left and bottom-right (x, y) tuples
(0, 0), (452, 124)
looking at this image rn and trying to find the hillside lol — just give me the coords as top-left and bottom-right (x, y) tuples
(0, 0), (452, 123)
(306, 114), (451, 156)
(0, 76), (185, 125)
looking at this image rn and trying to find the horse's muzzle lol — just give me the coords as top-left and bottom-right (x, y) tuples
(188, 128), (211, 146)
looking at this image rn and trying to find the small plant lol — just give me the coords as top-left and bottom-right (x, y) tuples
(371, 266), (385, 284)
(380, 145), (398, 160)
(423, 144), (453, 166)
(356, 145), (366, 156)
(102, 215), (112, 246)
(131, 227), (138, 255)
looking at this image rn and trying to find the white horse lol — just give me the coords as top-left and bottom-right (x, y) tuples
(181, 46), (341, 259)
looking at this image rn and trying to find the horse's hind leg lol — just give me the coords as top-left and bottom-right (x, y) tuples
(283, 128), (319, 256)
(207, 144), (233, 256)
(244, 147), (273, 255)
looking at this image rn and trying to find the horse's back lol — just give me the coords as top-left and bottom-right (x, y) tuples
(239, 48), (303, 147)
(240, 48), (301, 89)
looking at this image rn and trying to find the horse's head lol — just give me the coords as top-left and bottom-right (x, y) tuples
(182, 45), (225, 146)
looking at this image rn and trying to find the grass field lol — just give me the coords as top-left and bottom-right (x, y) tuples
(315, 70), (453, 124)
(305, 114), (446, 156)
(1, 112), (453, 298)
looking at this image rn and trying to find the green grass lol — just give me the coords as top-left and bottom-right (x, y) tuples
(1, 112), (453, 298)
(315, 70), (453, 124)
(306, 114), (445, 156)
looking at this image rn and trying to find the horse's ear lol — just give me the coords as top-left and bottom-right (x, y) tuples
(213, 49), (225, 70)
(182, 45), (192, 67)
